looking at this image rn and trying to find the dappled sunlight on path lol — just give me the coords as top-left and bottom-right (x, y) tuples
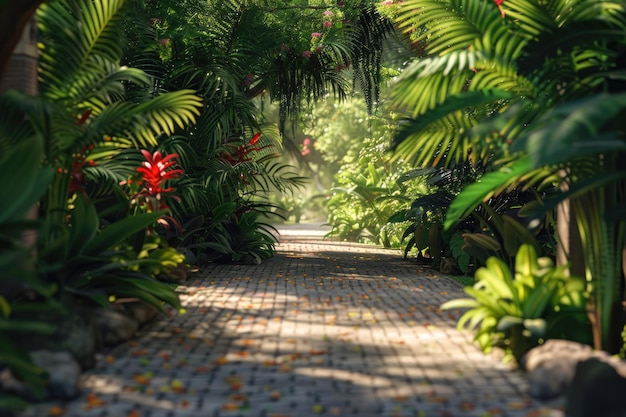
(20, 225), (564, 417)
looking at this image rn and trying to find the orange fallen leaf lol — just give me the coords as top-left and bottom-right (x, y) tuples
(508, 401), (529, 410)
(127, 411), (140, 417)
(425, 396), (447, 404)
(130, 349), (149, 357)
(104, 355), (115, 364)
(132, 375), (150, 385)
(222, 403), (239, 411)
(48, 406), (65, 416)
(270, 391), (281, 401)
(193, 366), (211, 373)
(85, 393), (106, 409)
(235, 351), (251, 357)
(230, 393), (248, 401)
(180, 400), (189, 408)
(309, 349), (327, 355)
(459, 401), (474, 411)
(214, 357), (229, 365)
(279, 364), (293, 372)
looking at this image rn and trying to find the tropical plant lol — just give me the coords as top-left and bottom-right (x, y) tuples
(391, 0), (626, 350)
(38, 193), (182, 311)
(448, 94), (626, 351)
(442, 245), (590, 363)
(325, 138), (414, 246)
(0, 137), (59, 411)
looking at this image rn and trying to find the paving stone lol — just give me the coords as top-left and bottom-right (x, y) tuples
(17, 226), (565, 417)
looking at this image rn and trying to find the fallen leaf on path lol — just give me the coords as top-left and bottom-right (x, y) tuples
(84, 393), (106, 409)
(48, 406), (65, 416)
(214, 357), (229, 365)
(132, 375), (150, 385)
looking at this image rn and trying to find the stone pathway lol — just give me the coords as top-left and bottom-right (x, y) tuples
(21, 225), (564, 417)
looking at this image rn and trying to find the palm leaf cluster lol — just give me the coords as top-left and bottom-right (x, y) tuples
(391, 0), (626, 169)
(390, 0), (626, 351)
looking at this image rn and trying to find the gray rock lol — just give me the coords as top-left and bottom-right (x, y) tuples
(522, 339), (607, 400)
(32, 351), (81, 400)
(113, 299), (159, 326)
(96, 308), (139, 346)
(565, 357), (626, 417)
(0, 350), (81, 402)
(13, 306), (98, 370)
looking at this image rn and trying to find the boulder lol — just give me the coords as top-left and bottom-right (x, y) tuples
(112, 298), (160, 326)
(565, 357), (626, 417)
(13, 306), (98, 370)
(96, 308), (139, 346)
(0, 350), (81, 402)
(522, 339), (607, 400)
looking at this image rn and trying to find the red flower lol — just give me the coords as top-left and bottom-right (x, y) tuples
(220, 134), (264, 166)
(494, 0), (505, 18)
(249, 132), (262, 145)
(136, 150), (183, 196)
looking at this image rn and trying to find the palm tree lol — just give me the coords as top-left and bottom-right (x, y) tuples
(390, 0), (626, 351)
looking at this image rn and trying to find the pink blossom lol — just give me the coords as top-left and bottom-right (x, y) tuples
(303, 137), (311, 146)
(323, 10), (333, 17)
(302, 50), (312, 58)
(323, 21), (332, 29)
(381, 0), (393, 5)
(311, 32), (322, 38)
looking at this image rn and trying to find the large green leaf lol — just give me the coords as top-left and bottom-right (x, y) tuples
(0, 138), (53, 224)
(83, 211), (165, 255)
(514, 93), (626, 168)
(444, 157), (531, 230)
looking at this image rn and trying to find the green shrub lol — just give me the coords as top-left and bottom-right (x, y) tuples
(442, 244), (591, 363)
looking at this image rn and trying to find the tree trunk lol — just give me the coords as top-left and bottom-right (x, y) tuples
(0, 9), (41, 260)
(0, 1), (43, 83)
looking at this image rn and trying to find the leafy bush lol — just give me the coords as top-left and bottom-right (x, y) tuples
(442, 244), (591, 363)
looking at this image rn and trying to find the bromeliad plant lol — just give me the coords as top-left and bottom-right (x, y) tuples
(125, 149), (184, 226)
(442, 244), (590, 363)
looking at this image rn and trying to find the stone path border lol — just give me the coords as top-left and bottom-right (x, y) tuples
(20, 225), (564, 417)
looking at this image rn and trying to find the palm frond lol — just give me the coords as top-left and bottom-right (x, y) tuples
(37, 0), (129, 102)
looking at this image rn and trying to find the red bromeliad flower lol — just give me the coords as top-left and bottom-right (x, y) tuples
(65, 145), (97, 198)
(494, 0), (505, 18)
(220, 133), (264, 166)
(136, 149), (184, 197)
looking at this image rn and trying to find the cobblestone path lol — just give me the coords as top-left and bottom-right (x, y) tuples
(20, 227), (563, 417)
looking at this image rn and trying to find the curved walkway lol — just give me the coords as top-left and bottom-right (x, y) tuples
(22, 225), (563, 417)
